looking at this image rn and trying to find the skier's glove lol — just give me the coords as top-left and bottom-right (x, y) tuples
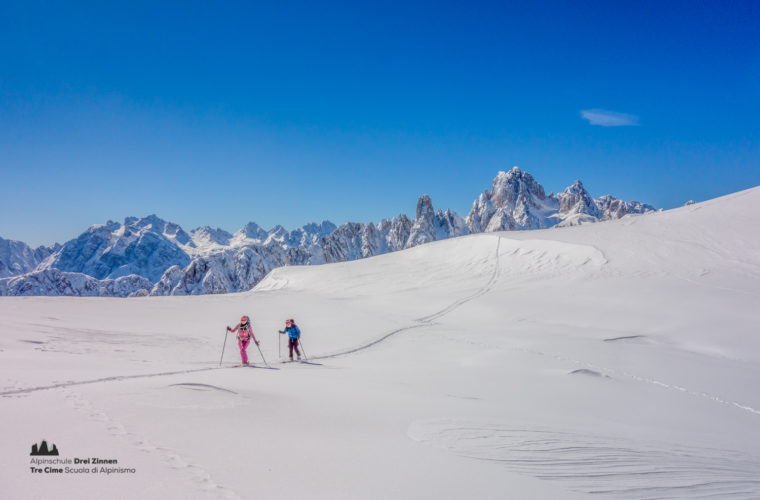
(226, 326), (231, 332)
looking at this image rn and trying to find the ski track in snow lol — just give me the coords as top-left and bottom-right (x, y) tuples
(60, 388), (242, 500)
(0, 366), (223, 396)
(408, 418), (760, 499)
(3, 234), (758, 426)
(522, 347), (760, 417)
(312, 237), (503, 360)
(304, 234), (760, 421)
(1, 238), (504, 394)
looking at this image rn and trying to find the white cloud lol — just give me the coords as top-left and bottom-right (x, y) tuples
(581, 109), (639, 127)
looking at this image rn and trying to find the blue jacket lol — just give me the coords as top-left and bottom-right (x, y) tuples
(281, 325), (300, 339)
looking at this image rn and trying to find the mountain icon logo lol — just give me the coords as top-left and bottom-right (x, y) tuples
(30, 440), (59, 456)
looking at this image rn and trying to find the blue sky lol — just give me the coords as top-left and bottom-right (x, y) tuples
(1, 0), (758, 247)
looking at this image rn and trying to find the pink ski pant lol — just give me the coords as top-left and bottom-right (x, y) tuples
(238, 338), (250, 364)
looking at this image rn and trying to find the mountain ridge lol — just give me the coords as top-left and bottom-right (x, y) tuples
(0, 169), (656, 297)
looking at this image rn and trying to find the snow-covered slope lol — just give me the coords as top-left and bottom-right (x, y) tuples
(1, 186), (758, 499)
(0, 186), (757, 497)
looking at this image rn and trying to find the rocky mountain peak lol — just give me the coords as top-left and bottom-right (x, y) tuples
(557, 180), (601, 218)
(415, 194), (435, 220)
(191, 226), (233, 246)
(489, 167), (547, 208)
(236, 222), (268, 241)
(129, 214), (168, 231)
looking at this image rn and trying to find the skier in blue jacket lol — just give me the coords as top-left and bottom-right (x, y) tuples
(279, 318), (301, 361)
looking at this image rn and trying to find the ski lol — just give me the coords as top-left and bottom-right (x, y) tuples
(280, 360), (323, 366)
(223, 363), (278, 370)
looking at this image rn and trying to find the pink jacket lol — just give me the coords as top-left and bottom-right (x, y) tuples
(230, 323), (257, 343)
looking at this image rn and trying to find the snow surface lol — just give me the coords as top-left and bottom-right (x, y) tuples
(1, 187), (759, 499)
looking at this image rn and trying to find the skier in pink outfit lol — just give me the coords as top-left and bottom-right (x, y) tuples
(227, 315), (259, 365)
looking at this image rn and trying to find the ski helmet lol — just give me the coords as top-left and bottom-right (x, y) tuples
(241, 315), (249, 324)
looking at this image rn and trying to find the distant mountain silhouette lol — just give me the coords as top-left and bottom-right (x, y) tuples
(30, 440), (59, 456)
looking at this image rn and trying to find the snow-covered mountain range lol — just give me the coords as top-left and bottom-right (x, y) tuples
(0, 168), (655, 297)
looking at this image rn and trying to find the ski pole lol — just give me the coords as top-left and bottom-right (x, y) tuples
(219, 329), (229, 367)
(298, 338), (307, 360)
(278, 331), (281, 360)
(255, 340), (270, 368)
